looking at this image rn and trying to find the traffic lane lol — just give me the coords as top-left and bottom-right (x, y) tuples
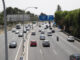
(28, 27), (45, 60)
(44, 28), (70, 60)
(54, 27), (80, 50)
(8, 36), (23, 60)
(58, 32), (80, 49)
(47, 35), (69, 60)
(54, 32), (80, 54)
(0, 31), (15, 60)
(28, 34), (44, 60)
(35, 28), (57, 60)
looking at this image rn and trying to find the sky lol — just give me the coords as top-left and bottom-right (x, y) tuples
(0, 0), (80, 15)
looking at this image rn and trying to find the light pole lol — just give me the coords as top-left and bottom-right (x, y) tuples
(2, 0), (8, 60)
(23, 7), (38, 53)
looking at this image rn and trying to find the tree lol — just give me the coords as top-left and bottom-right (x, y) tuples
(56, 4), (62, 11)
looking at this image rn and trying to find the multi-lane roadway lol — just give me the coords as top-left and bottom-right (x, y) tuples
(26, 24), (80, 60)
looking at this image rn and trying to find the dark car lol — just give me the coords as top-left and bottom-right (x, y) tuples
(52, 30), (55, 33)
(70, 54), (80, 60)
(47, 32), (52, 36)
(42, 40), (50, 47)
(46, 25), (48, 28)
(30, 40), (37, 47)
(39, 25), (41, 27)
(49, 27), (52, 30)
(16, 24), (21, 29)
(41, 31), (45, 34)
(31, 32), (36, 35)
(9, 41), (17, 48)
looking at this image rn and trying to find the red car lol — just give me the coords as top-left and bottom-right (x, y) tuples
(30, 40), (37, 47)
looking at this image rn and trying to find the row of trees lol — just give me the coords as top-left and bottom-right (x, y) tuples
(0, 7), (38, 25)
(55, 8), (80, 38)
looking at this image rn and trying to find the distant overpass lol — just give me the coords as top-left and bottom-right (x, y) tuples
(7, 14), (30, 22)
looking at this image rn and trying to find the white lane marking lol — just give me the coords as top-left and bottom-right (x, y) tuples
(26, 34), (31, 60)
(58, 32), (80, 51)
(52, 35), (72, 55)
(40, 49), (43, 55)
(57, 33), (80, 51)
(50, 42), (58, 55)
(53, 49), (57, 55)
(15, 40), (23, 60)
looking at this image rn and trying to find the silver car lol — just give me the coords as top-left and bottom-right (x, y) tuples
(67, 36), (74, 42)
(40, 35), (45, 40)
(18, 33), (23, 37)
(42, 40), (50, 47)
(47, 32), (52, 36)
(9, 41), (17, 48)
(15, 30), (19, 34)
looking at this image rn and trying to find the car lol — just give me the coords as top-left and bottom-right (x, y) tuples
(44, 27), (47, 29)
(39, 29), (42, 32)
(67, 36), (75, 42)
(23, 29), (27, 33)
(39, 25), (41, 27)
(15, 30), (19, 34)
(52, 30), (55, 33)
(12, 28), (16, 32)
(31, 32), (36, 35)
(30, 40), (37, 47)
(46, 25), (48, 28)
(41, 31), (45, 34)
(40, 35), (45, 40)
(49, 27), (52, 30)
(26, 28), (30, 31)
(16, 24), (21, 29)
(47, 32), (52, 36)
(18, 33), (23, 37)
(9, 41), (17, 48)
(70, 54), (80, 60)
(42, 40), (50, 47)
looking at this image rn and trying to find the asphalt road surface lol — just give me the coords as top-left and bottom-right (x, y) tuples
(27, 26), (80, 60)
(0, 27), (26, 60)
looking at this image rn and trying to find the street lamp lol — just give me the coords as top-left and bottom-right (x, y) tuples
(2, 0), (8, 60)
(22, 7), (38, 53)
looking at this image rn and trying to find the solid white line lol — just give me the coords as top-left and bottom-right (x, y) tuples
(40, 49), (43, 55)
(53, 49), (57, 55)
(15, 40), (23, 60)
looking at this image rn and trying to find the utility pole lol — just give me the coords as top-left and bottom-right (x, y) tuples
(2, 0), (8, 60)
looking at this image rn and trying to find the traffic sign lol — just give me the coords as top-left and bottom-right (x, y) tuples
(39, 15), (54, 21)
(39, 15), (48, 21)
(48, 15), (54, 21)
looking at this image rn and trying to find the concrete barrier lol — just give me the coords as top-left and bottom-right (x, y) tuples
(15, 40), (23, 60)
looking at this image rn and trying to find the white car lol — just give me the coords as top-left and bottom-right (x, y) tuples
(67, 36), (75, 42)
(18, 33), (23, 37)
(15, 30), (19, 34)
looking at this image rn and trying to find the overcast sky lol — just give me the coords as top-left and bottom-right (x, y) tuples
(0, 0), (80, 15)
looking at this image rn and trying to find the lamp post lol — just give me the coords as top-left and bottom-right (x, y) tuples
(23, 7), (38, 53)
(2, 0), (8, 60)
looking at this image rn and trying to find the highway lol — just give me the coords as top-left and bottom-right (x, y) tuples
(0, 23), (80, 60)
(0, 26), (26, 60)
(27, 25), (80, 60)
